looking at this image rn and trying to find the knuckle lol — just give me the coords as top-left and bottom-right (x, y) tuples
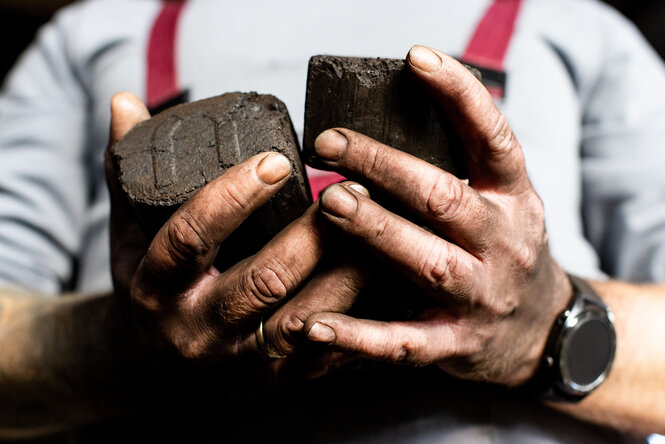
(271, 310), (308, 353)
(424, 174), (468, 222)
(487, 113), (515, 158)
(418, 242), (460, 291)
(511, 199), (547, 268)
(513, 243), (539, 274)
(482, 285), (519, 320)
(390, 335), (422, 364)
(279, 310), (307, 338)
(164, 208), (211, 263)
(358, 141), (384, 178)
(494, 297), (519, 318)
(220, 180), (253, 214)
(240, 259), (301, 309)
(369, 213), (392, 242)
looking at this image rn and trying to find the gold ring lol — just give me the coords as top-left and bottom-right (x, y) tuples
(255, 319), (286, 359)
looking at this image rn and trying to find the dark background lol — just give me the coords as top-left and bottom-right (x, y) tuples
(0, 0), (664, 84)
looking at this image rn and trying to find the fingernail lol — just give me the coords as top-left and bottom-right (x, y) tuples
(256, 153), (292, 185)
(408, 45), (441, 73)
(320, 184), (357, 219)
(314, 129), (348, 160)
(347, 182), (370, 198)
(308, 323), (336, 343)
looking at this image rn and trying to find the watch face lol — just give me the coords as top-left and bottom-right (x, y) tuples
(559, 313), (615, 393)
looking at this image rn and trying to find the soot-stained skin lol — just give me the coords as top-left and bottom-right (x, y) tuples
(111, 92), (311, 271)
(304, 56), (478, 322)
(303, 55), (468, 179)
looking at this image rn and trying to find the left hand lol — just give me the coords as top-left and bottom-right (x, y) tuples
(304, 45), (572, 386)
(106, 93), (368, 382)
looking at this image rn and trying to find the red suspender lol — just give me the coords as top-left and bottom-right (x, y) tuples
(463, 0), (523, 71)
(461, 0), (523, 98)
(146, 1), (187, 110)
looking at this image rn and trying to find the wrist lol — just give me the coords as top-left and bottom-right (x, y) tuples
(525, 274), (617, 402)
(518, 261), (573, 384)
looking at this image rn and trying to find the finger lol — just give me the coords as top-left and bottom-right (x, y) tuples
(217, 182), (369, 329)
(106, 149), (150, 295)
(407, 45), (528, 191)
(106, 92), (151, 227)
(314, 129), (493, 250)
(109, 92), (150, 144)
(319, 184), (482, 300)
(106, 93), (151, 223)
(138, 151), (293, 289)
(236, 257), (371, 357)
(212, 204), (326, 328)
(232, 184), (370, 357)
(106, 93), (151, 293)
(304, 313), (456, 366)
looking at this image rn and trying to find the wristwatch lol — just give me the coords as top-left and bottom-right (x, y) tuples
(530, 274), (616, 402)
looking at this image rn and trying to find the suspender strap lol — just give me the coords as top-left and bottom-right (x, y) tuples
(461, 0), (523, 98)
(463, 0), (523, 71)
(146, 1), (187, 112)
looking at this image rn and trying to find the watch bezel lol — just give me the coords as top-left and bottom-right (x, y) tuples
(528, 275), (617, 402)
(556, 304), (617, 396)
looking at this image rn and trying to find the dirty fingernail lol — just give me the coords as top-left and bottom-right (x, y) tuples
(308, 323), (336, 343)
(347, 182), (370, 198)
(257, 153), (292, 185)
(314, 129), (348, 160)
(408, 45), (442, 73)
(320, 184), (358, 219)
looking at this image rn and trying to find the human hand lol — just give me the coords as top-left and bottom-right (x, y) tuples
(305, 46), (573, 386)
(105, 93), (365, 372)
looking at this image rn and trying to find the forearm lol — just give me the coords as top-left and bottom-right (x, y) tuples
(552, 280), (665, 435)
(0, 288), (181, 438)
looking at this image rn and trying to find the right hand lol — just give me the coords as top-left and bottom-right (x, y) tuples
(105, 93), (365, 372)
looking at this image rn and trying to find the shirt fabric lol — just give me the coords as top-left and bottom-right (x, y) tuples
(0, 0), (663, 441)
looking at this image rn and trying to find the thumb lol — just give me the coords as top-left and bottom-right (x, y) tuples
(106, 92), (151, 296)
(110, 92), (150, 144)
